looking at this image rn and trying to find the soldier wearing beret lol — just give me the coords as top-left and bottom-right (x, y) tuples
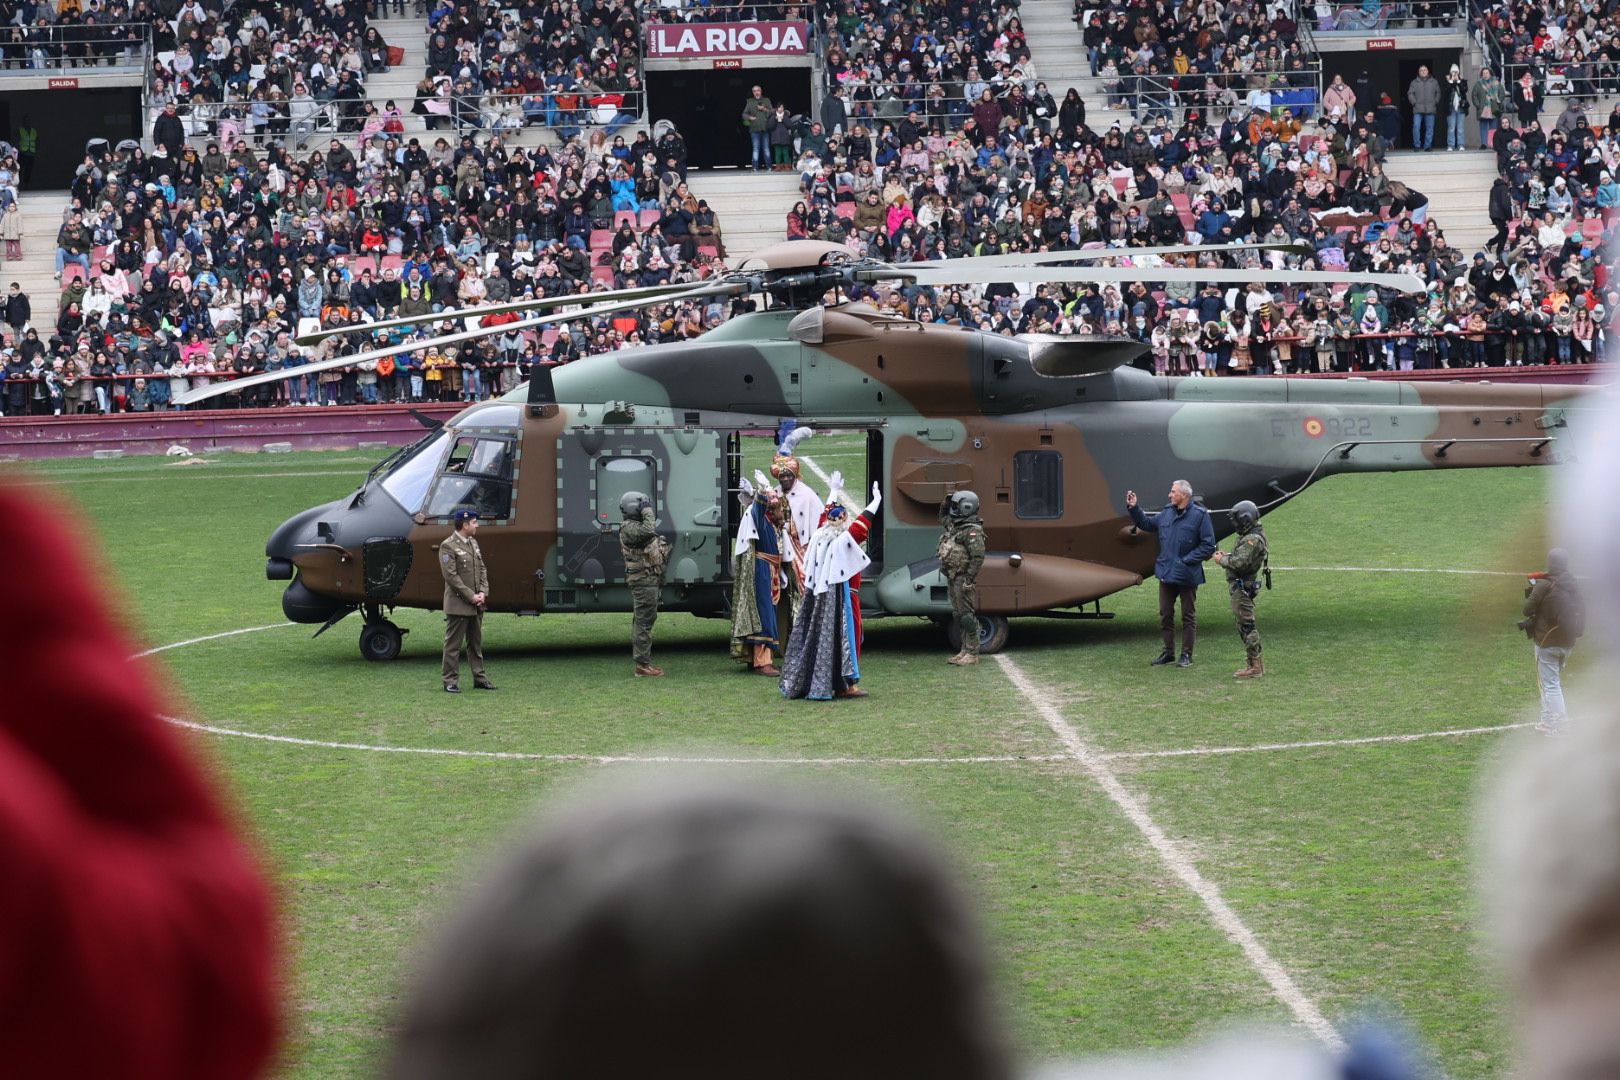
(440, 508), (495, 693)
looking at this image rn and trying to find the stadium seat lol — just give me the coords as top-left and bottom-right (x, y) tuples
(589, 230), (613, 251)
(697, 245), (719, 260)
(380, 253), (405, 273)
(614, 211), (637, 229)
(591, 265), (615, 284)
(835, 202), (855, 220)
(638, 208), (661, 228)
(1582, 217), (1604, 242)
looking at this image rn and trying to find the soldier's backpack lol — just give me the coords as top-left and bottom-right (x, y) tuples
(645, 533), (673, 576)
(1545, 579), (1586, 642)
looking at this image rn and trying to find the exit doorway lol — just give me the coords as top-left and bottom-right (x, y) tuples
(646, 67), (811, 170)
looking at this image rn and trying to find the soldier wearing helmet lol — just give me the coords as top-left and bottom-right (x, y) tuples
(937, 490), (987, 666)
(618, 491), (670, 677)
(1212, 500), (1268, 679)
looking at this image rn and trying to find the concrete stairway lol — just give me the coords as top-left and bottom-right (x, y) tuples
(361, 13), (431, 124)
(1016, 0), (1134, 129)
(684, 170), (802, 263)
(2, 192), (69, 319)
(1380, 148), (1502, 255)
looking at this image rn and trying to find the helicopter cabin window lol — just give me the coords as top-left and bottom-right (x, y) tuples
(424, 435), (516, 520)
(377, 429), (451, 514)
(1013, 451), (1062, 520)
(595, 457), (657, 527)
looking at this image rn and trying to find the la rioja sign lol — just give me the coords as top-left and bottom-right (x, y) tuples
(646, 21), (810, 58)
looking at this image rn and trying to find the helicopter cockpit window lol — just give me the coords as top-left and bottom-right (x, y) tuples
(377, 429), (451, 514)
(1013, 450), (1063, 520)
(424, 435), (516, 520)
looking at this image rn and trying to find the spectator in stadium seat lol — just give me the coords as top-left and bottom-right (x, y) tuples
(152, 101), (185, 161)
(386, 775), (1010, 1080)
(53, 211), (91, 281)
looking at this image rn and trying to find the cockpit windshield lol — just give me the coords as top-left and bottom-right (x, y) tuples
(424, 434), (517, 520)
(377, 429), (450, 514)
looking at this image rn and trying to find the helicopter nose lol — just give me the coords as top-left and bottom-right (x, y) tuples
(282, 577), (351, 623)
(265, 497), (348, 579)
(266, 497), (358, 624)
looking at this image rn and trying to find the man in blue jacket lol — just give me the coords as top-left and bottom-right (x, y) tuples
(1126, 480), (1216, 667)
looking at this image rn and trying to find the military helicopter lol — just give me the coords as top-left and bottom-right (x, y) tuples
(176, 240), (1589, 660)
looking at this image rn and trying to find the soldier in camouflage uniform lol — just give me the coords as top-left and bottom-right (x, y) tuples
(938, 491), (987, 666)
(1212, 499), (1268, 679)
(619, 491), (670, 677)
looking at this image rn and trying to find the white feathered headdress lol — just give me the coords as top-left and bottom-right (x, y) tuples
(772, 426), (814, 478)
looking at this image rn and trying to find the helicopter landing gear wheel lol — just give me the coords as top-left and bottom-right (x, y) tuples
(359, 619), (405, 662)
(944, 614), (1010, 656)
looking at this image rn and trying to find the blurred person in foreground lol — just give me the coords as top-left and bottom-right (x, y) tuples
(1485, 711), (1620, 1079)
(0, 483), (278, 1077)
(386, 775), (1010, 1080)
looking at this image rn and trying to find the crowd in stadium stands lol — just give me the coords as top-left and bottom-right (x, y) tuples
(0, 110), (732, 415)
(787, 1), (1618, 376)
(1478, 0), (1620, 102)
(414, 0), (644, 140)
(138, 0), (387, 149)
(0, 0), (1616, 414)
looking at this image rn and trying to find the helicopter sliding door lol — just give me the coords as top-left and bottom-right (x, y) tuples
(553, 426), (726, 603)
(726, 427), (882, 573)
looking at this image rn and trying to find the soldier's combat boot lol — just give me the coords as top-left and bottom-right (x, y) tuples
(634, 664), (665, 677)
(1235, 653), (1264, 679)
(1150, 649), (1176, 666)
(947, 651), (967, 664)
(952, 653), (979, 666)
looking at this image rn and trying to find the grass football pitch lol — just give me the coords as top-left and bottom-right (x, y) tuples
(18, 448), (1558, 1078)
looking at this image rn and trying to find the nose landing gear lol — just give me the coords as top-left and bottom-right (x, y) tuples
(359, 603), (407, 662)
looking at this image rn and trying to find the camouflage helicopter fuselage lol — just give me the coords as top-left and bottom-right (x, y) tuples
(270, 302), (1588, 653)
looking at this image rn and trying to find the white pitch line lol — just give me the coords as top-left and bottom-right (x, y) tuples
(993, 652), (1346, 1051)
(131, 622), (294, 659)
(1272, 565), (1522, 577)
(160, 716), (1067, 766)
(797, 453), (836, 490)
(1102, 722), (1533, 760)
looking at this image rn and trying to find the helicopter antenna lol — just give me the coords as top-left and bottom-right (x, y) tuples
(526, 360), (558, 417)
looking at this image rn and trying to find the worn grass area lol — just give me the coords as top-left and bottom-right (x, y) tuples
(16, 451), (1552, 1078)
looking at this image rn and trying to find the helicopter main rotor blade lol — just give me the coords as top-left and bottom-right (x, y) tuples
(879, 265), (1427, 293)
(176, 281), (737, 407)
(291, 280), (711, 347)
(898, 241), (1313, 270)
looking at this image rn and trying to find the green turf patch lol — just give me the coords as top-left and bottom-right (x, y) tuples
(23, 450), (1555, 1078)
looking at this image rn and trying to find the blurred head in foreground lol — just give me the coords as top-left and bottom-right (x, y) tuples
(388, 775), (1010, 1080)
(1485, 713), (1620, 1080)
